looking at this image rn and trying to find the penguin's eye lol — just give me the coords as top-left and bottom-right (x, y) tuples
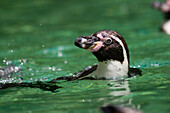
(87, 39), (93, 43)
(102, 33), (108, 37)
(104, 38), (112, 45)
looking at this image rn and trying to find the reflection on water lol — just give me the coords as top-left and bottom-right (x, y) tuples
(0, 78), (140, 113)
(108, 80), (130, 97)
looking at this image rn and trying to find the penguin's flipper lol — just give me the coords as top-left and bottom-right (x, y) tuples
(128, 67), (142, 77)
(49, 64), (98, 82)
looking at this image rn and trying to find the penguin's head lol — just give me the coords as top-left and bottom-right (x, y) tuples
(74, 30), (129, 63)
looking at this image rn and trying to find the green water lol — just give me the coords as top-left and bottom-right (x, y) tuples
(0, 0), (170, 113)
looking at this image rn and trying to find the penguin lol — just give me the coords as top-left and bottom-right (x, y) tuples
(50, 30), (141, 82)
(75, 30), (130, 79)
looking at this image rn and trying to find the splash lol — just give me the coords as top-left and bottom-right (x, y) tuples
(0, 59), (27, 83)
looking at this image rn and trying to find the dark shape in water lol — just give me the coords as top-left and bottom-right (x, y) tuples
(0, 81), (62, 92)
(101, 105), (143, 113)
(152, 0), (170, 34)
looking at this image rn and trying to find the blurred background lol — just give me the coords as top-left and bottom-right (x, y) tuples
(0, 0), (170, 113)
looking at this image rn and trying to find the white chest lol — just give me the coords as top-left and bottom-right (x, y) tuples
(90, 60), (129, 79)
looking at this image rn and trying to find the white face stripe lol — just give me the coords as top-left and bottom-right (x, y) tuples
(97, 33), (128, 64)
(110, 35), (128, 64)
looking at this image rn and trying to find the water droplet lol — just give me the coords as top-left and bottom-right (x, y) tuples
(58, 46), (64, 51)
(22, 59), (27, 63)
(15, 67), (19, 71)
(154, 64), (159, 67)
(57, 68), (62, 71)
(30, 78), (33, 81)
(133, 76), (137, 78)
(43, 50), (48, 54)
(44, 77), (48, 80)
(69, 73), (73, 75)
(48, 67), (52, 70)
(9, 50), (14, 53)
(6, 60), (12, 65)
(52, 67), (56, 71)
(58, 51), (63, 57)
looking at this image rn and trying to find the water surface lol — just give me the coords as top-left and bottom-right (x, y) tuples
(0, 0), (170, 113)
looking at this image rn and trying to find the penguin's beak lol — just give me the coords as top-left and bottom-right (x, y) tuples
(74, 36), (103, 52)
(74, 36), (92, 49)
